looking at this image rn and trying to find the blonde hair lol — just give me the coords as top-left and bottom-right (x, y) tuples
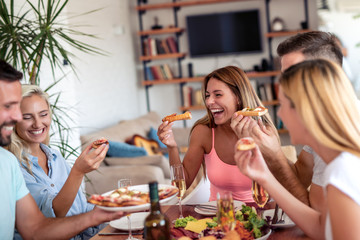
(8, 84), (52, 174)
(280, 59), (360, 157)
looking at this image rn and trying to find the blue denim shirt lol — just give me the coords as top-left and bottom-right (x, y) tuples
(14, 144), (101, 240)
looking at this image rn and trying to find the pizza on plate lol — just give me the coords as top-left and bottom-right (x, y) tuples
(88, 186), (178, 207)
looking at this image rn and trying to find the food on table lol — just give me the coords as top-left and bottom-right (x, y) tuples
(237, 137), (256, 151)
(172, 205), (269, 239)
(92, 137), (109, 149)
(235, 205), (268, 239)
(178, 237), (192, 240)
(174, 216), (197, 228)
(222, 230), (241, 240)
(236, 106), (268, 117)
(162, 111), (192, 122)
(88, 185), (178, 207)
(252, 181), (269, 208)
(199, 236), (216, 240)
(185, 218), (215, 234)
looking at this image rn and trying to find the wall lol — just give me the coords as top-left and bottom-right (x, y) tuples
(65, 0), (145, 135)
(318, 10), (360, 95)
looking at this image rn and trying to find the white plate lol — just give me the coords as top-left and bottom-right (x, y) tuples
(257, 229), (272, 240)
(95, 184), (178, 212)
(263, 209), (295, 228)
(194, 200), (244, 216)
(110, 212), (149, 231)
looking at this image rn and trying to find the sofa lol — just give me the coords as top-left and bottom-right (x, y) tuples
(80, 111), (191, 195)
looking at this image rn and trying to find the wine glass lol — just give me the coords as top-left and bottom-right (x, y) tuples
(170, 164), (186, 219)
(252, 180), (269, 208)
(217, 191), (235, 232)
(118, 178), (139, 240)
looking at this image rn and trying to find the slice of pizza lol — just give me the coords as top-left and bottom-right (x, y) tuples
(159, 186), (179, 200)
(236, 106), (268, 117)
(237, 137), (256, 151)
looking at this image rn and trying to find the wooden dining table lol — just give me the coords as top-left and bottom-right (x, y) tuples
(90, 204), (311, 240)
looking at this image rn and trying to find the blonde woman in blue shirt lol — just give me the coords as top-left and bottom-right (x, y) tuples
(8, 85), (109, 239)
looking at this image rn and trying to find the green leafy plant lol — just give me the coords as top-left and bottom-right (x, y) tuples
(0, 0), (105, 158)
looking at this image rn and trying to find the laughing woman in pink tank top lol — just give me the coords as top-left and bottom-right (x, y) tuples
(158, 66), (280, 203)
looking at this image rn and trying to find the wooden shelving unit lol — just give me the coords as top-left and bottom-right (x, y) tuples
(140, 53), (186, 61)
(138, 27), (184, 36)
(265, 29), (311, 38)
(136, 0), (244, 11)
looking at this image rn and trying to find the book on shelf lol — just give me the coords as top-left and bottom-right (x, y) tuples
(161, 38), (171, 54)
(273, 82), (279, 100)
(142, 40), (149, 56)
(150, 66), (162, 80)
(264, 83), (274, 101)
(194, 89), (203, 106)
(166, 36), (178, 53)
(156, 39), (166, 54)
(159, 65), (168, 80)
(258, 84), (267, 101)
(145, 66), (154, 81)
(143, 37), (179, 56)
(149, 64), (174, 80)
(162, 64), (174, 79)
(183, 86), (193, 107)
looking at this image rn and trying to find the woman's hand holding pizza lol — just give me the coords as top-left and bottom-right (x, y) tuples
(230, 112), (259, 138)
(158, 121), (177, 148)
(73, 142), (109, 175)
(234, 138), (271, 185)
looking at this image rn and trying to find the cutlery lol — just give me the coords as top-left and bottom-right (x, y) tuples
(271, 204), (279, 224)
(277, 209), (285, 224)
(99, 232), (143, 236)
(195, 205), (217, 212)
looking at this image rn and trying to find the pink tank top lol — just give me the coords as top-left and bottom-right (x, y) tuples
(204, 128), (254, 203)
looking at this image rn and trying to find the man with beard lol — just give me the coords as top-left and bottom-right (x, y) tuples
(0, 59), (125, 239)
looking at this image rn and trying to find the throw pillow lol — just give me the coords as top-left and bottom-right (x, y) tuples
(106, 141), (147, 157)
(148, 127), (168, 157)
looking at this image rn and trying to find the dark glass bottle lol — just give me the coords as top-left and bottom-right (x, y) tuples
(144, 181), (170, 240)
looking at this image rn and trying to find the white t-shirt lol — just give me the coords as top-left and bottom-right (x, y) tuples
(303, 145), (327, 186)
(323, 152), (360, 240)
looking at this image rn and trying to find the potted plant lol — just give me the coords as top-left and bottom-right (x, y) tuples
(0, 0), (104, 158)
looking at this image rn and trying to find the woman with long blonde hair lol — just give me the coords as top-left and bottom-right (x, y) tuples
(9, 85), (109, 240)
(234, 59), (360, 239)
(158, 66), (279, 202)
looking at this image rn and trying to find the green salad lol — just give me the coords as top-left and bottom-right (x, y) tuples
(174, 216), (197, 228)
(235, 205), (267, 238)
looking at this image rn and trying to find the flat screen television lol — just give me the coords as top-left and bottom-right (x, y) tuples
(186, 9), (262, 57)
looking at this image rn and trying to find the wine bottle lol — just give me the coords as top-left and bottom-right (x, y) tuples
(144, 181), (171, 240)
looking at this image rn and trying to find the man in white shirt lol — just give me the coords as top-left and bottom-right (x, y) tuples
(256, 31), (343, 213)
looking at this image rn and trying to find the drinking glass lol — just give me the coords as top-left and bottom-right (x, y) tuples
(118, 178), (139, 240)
(170, 164), (186, 219)
(252, 180), (269, 208)
(217, 191), (235, 232)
